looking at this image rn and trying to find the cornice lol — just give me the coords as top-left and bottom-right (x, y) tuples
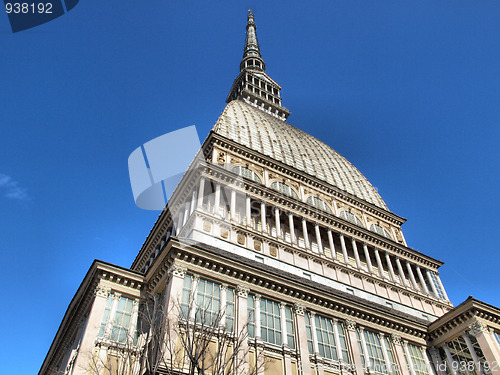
(428, 297), (500, 341)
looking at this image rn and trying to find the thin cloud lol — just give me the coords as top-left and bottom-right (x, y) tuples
(0, 173), (29, 201)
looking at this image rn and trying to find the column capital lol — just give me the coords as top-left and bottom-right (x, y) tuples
(293, 303), (305, 316)
(344, 319), (357, 331)
(236, 285), (249, 298)
(168, 263), (187, 279)
(221, 283), (229, 291)
(308, 310), (316, 318)
(133, 298), (140, 306)
(378, 332), (385, 339)
(95, 284), (111, 298)
(192, 274), (201, 282)
(391, 333), (402, 345)
(113, 292), (122, 301)
(469, 320), (488, 337)
(254, 293), (261, 302)
(279, 301), (287, 309)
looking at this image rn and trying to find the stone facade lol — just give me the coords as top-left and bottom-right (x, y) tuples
(40, 10), (500, 375)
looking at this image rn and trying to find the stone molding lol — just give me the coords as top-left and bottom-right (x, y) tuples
(469, 320), (488, 337)
(168, 264), (187, 279)
(391, 333), (402, 345)
(95, 284), (111, 298)
(344, 319), (357, 331)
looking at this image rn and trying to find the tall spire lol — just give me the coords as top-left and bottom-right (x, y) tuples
(240, 10), (265, 72)
(226, 10), (290, 120)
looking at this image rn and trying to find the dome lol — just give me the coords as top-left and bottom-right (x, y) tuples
(212, 100), (388, 210)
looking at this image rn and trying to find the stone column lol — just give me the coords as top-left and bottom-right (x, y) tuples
(260, 202), (266, 233)
(421, 346), (436, 375)
(197, 177), (205, 210)
(315, 224), (323, 253)
(230, 189), (237, 221)
(220, 284), (228, 327)
(294, 304), (312, 375)
(236, 285), (249, 375)
(246, 194), (251, 227)
(462, 333), (481, 372)
(429, 346), (447, 375)
(406, 262), (420, 291)
(385, 252), (397, 282)
(275, 207), (281, 238)
(470, 320), (500, 374)
(254, 294), (262, 340)
(374, 249), (385, 278)
(302, 218), (310, 249)
(183, 200), (190, 225)
(163, 264), (188, 371)
(426, 270), (439, 298)
(359, 326), (371, 370)
(214, 182), (221, 215)
(288, 212), (296, 244)
(189, 275), (200, 321)
(332, 319), (344, 362)
(441, 343), (457, 375)
(379, 333), (393, 375)
(327, 230), (336, 259)
(72, 285), (112, 375)
(352, 239), (362, 269)
(390, 334), (411, 375)
(363, 243), (373, 273)
(190, 190), (197, 214)
(345, 319), (364, 375)
(339, 233), (349, 264)
(175, 210), (184, 236)
(309, 311), (320, 355)
(396, 258), (408, 287)
(127, 298), (140, 345)
(415, 266), (430, 294)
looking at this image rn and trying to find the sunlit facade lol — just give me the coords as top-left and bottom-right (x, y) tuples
(40, 11), (500, 375)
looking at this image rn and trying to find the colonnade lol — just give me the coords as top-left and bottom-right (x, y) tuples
(173, 178), (448, 302)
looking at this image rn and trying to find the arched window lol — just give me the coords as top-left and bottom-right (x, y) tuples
(231, 165), (262, 184)
(270, 181), (299, 199)
(369, 224), (392, 239)
(306, 196), (333, 213)
(340, 211), (364, 227)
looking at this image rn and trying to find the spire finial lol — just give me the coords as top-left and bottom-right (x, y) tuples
(226, 11), (290, 120)
(241, 8), (264, 72)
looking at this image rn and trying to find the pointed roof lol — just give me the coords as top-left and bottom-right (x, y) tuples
(226, 10), (290, 120)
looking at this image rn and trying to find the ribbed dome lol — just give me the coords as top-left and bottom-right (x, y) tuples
(213, 100), (388, 210)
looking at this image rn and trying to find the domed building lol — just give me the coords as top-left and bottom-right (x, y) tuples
(40, 11), (500, 375)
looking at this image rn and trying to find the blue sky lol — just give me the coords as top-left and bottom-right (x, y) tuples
(2, 1), (500, 373)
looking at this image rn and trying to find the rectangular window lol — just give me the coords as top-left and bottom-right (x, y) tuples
(196, 279), (221, 325)
(307, 313), (350, 363)
(405, 343), (430, 375)
(260, 298), (282, 346)
(360, 330), (388, 374)
(429, 272), (447, 300)
(110, 297), (135, 343)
